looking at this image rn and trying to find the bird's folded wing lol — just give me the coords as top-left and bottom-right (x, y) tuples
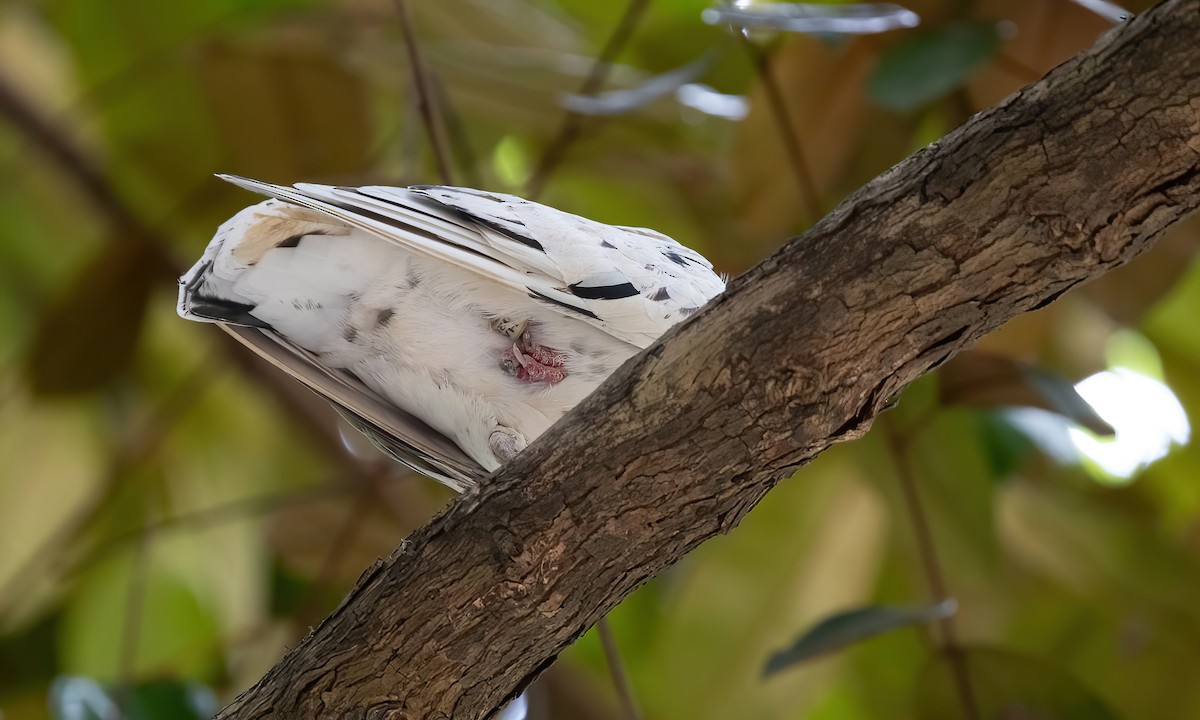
(220, 324), (485, 491)
(216, 175), (724, 349)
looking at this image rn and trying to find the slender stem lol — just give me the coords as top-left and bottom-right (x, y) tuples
(597, 617), (641, 720)
(525, 0), (651, 199)
(884, 417), (980, 720)
(0, 74), (146, 238)
(392, 0), (455, 185)
(434, 75), (482, 188)
(116, 532), (151, 710)
(296, 482), (378, 627)
(741, 38), (824, 224)
(75, 480), (367, 566)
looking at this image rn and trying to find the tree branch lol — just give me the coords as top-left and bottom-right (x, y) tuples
(218, 2), (1200, 717)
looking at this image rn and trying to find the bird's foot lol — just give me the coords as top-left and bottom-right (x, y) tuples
(517, 329), (566, 369)
(501, 344), (566, 384)
(498, 325), (567, 384)
(489, 426), (527, 463)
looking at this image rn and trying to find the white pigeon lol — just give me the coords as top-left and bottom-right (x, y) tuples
(178, 176), (726, 490)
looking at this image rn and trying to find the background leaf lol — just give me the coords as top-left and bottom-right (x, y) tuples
(868, 22), (1002, 111)
(764, 600), (956, 676)
(939, 350), (1115, 436)
(24, 239), (163, 396)
(914, 646), (1121, 720)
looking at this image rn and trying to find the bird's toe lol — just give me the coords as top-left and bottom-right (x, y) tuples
(489, 426), (527, 463)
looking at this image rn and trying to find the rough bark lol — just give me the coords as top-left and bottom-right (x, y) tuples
(217, 2), (1200, 718)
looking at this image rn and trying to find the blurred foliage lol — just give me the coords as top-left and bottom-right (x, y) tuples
(0, 0), (1196, 718)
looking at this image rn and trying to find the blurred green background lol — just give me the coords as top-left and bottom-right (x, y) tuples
(1, 0), (1197, 718)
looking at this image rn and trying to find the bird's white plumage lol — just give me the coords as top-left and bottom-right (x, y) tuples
(178, 176), (725, 489)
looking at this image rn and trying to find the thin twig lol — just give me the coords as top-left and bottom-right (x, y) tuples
(597, 618), (641, 720)
(392, 0), (455, 185)
(525, 0), (651, 199)
(0, 73), (148, 239)
(117, 532), (152, 696)
(884, 417), (980, 720)
(72, 479), (373, 569)
(434, 75), (482, 188)
(741, 38), (824, 224)
(297, 482), (378, 627)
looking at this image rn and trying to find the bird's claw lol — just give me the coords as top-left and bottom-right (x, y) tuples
(499, 329), (566, 385)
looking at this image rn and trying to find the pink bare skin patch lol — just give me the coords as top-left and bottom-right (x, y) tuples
(493, 320), (567, 384)
(502, 344), (566, 384)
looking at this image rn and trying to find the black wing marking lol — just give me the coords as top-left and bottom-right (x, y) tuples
(568, 281), (641, 300)
(528, 290), (600, 320)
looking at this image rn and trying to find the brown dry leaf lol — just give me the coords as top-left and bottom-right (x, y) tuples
(25, 237), (166, 396)
(193, 38), (372, 181)
(730, 37), (878, 265)
(968, 0), (1117, 109)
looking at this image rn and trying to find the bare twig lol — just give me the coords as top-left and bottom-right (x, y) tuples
(597, 618), (641, 720)
(434, 75), (482, 188)
(117, 533), (152, 696)
(296, 483), (378, 627)
(392, 0), (455, 185)
(525, 0), (651, 199)
(884, 417), (980, 720)
(64, 477), (383, 579)
(0, 74), (150, 240)
(741, 38), (823, 224)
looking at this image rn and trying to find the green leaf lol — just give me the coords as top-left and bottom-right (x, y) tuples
(58, 550), (221, 681)
(939, 351), (1115, 436)
(977, 411), (1037, 480)
(625, 448), (894, 719)
(914, 646), (1121, 720)
(50, 676), (216, 720)
(764, 600), (955, 676)
(193, 42), (372, 180)
(868, 22), (1002, 111)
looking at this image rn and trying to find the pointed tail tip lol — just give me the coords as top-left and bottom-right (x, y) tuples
(215, 173), (268, 191)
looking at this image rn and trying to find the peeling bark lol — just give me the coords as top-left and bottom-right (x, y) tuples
(217, 1), (1200, 718)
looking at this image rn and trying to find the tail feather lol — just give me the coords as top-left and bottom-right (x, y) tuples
(178, 178), (487, 490)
